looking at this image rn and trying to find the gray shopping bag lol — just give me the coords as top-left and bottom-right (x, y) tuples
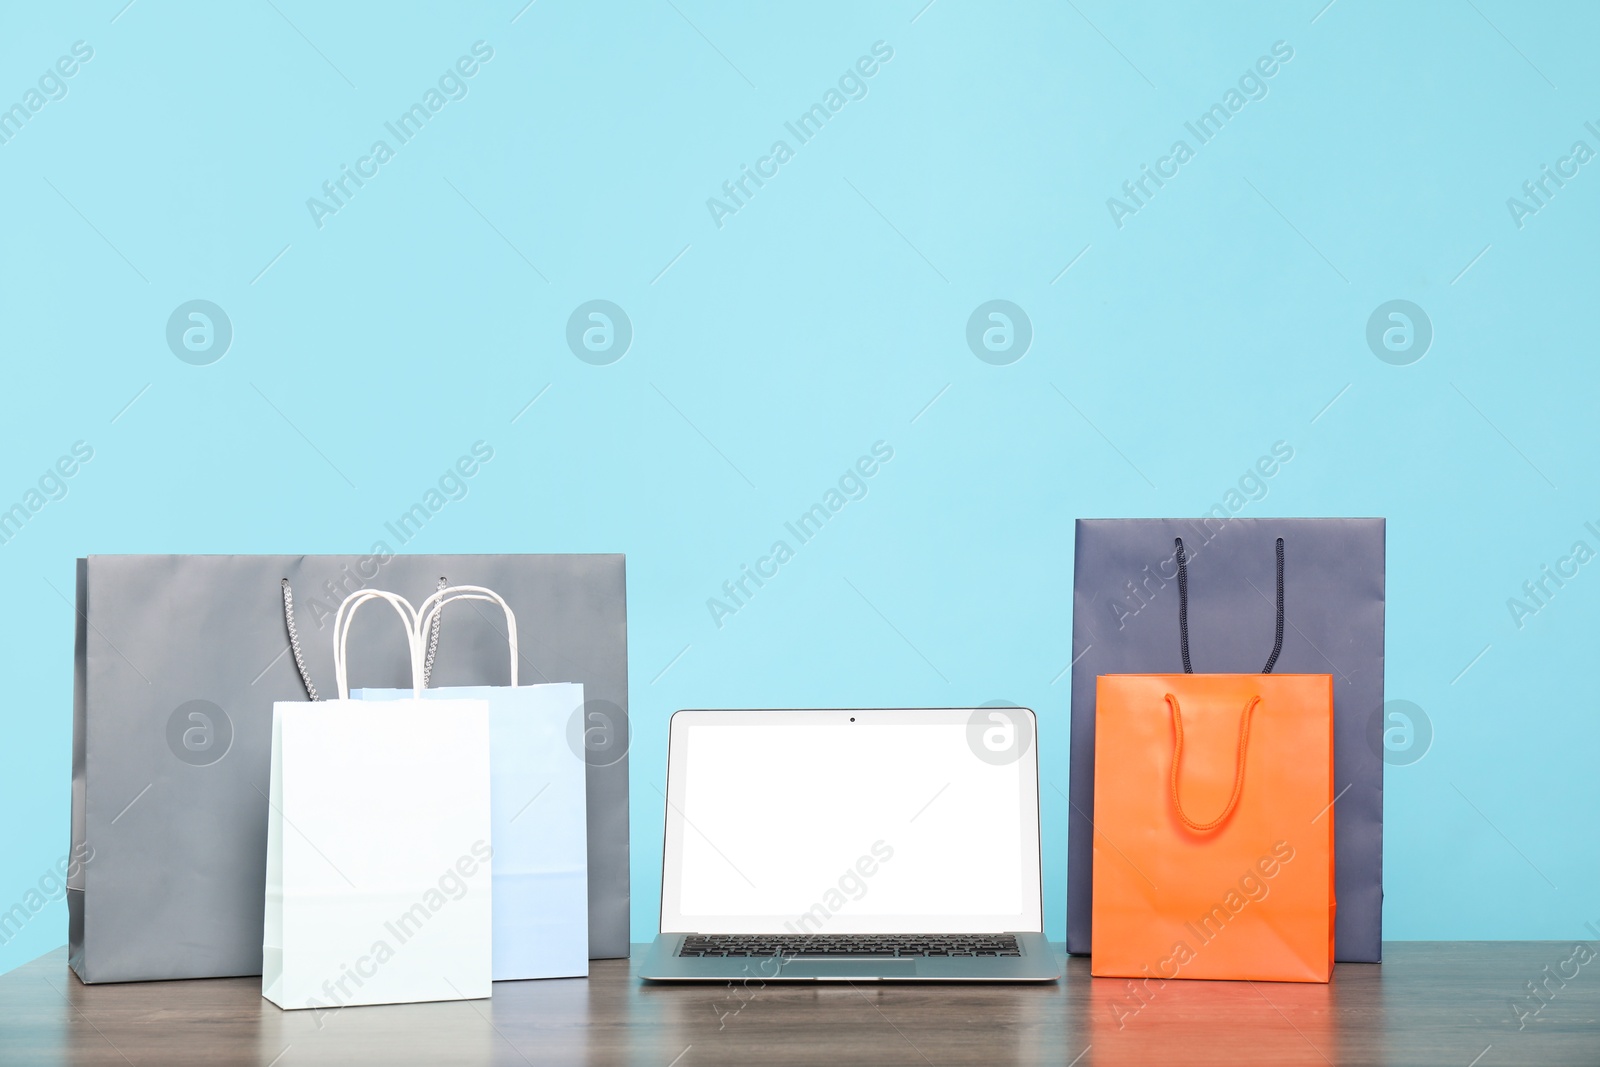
(69, 554), (630, 983)
(1067, 519), (1384, 963)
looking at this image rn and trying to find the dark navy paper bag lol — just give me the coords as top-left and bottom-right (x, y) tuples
(1067, 518), (1385, 962)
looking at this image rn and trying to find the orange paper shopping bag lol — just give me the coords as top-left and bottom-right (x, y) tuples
(1091, 536), (1335, 983)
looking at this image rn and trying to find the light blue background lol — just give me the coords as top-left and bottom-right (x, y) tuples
(3, 0), (1598, 977)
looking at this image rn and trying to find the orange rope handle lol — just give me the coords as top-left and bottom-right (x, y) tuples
(1165, 693), (1260, 833)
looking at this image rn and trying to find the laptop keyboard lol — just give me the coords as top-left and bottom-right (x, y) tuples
(678, 934), (1020, 958)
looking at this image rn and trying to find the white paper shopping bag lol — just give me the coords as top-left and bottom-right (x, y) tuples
(263, 589), (492, 1011)
(358, 585), (588, 980)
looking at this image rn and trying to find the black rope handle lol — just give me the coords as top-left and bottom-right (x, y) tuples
(1263, 538), (1285, 673)
(1174, 536), (1285, 675)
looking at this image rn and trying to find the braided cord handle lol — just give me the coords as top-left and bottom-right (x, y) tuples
(415, 585), (520, 688)
(281, 576), (447, 699)
(281, 579), (319, 701)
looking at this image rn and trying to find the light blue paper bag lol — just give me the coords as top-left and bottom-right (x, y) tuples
(357, 585), (588, 981)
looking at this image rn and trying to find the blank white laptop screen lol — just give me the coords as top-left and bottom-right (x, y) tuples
(659, 709), (1042, 935)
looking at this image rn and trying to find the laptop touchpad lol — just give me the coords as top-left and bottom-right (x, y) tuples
(785, 960), (918, 978)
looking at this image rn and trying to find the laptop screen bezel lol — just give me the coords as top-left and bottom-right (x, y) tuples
(657, 708), (1044, 935)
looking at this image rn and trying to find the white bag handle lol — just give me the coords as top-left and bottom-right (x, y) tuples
(333, 589), (425, 699)
(414, 585), (520, 687)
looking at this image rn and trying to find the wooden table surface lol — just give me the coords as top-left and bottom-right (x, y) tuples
(2, 943), (1596, 1066)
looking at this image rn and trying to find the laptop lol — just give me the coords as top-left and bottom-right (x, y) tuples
(639, 708), (1059, 982)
